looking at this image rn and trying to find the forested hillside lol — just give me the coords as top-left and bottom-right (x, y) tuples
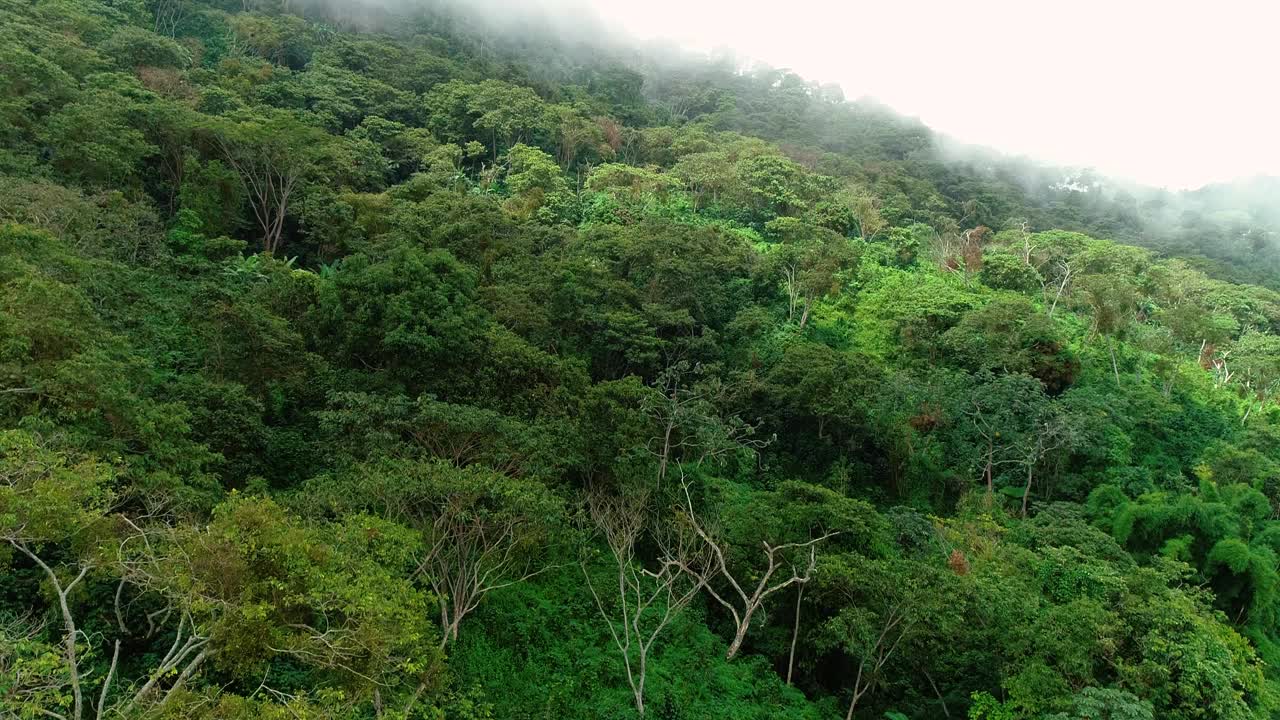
(4, 0), (1280, 718)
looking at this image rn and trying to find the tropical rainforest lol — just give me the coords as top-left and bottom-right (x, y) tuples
(3, 0), (1280, 718)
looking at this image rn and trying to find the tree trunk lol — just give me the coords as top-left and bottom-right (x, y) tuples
(11, 543), (85, 720)
(724, 605), (758, 660)
(159, 649), (208, 706)
(845, 661), (866, 720)
(1109, 339), (1121, 387)
(924, 670), (950, 718)
(656, 415), (675, 488)
(438, 600), (451, 649)
(1021, 463), (1034, 517)
(784, 267), (799, 321)
(96, 640), (120, 720)
(984, 442), (994, 495)
(786, 583), (804, 686)
(59, 590), (83, 720)
(1048, 270), (1069, 318)
(633, 652), (646, 717)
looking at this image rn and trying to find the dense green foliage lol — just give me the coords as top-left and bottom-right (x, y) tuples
(2, 0), (1280, 718)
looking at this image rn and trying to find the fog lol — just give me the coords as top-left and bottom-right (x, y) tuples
(509, 0), (1280, 191)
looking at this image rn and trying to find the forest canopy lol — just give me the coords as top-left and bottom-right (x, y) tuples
(2, 0), (1280, 718)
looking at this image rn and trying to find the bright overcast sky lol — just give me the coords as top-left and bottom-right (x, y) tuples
(572, 0), (1280, 190)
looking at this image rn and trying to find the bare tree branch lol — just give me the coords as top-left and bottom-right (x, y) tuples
(581, 488), (707, 717)
(675, 477), (835, 659)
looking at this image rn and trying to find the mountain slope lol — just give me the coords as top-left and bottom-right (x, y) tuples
(2, 0), (1280, 718)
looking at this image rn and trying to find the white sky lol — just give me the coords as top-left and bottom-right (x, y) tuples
(577, 0), (1280, 190)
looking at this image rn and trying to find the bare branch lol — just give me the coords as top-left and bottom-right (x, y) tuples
(676, 477), (835, 659)
(582, 488), (707, 717)
(7, 540), (92, 720)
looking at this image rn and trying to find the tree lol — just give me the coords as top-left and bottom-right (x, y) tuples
(1078, 274), (1139, 386)
(980, 249), (1042, 292)
(100, 25), (189, 68)
(0, 431), (113, 720)
(958, 372), (1046, 497)
(585, 163), (681, 202)
(147, 0), (188, 36)
(761, 342), (872, 445)
(1044, 687), (1154, 720)
(213, 110), (329, 254)
(1044, 257), (1077, 319)
(308, 243), (488, 392)
(553, 105), (612, 169)
(0, 436), (235, 719)
(1229, 331), (1280, 423)
(582, 489), (708, 717)
(735, 153), (824, 219)
(676, 477), (836, 659)
(309, 459), (562, 648)
(942, 298), (1077, 393)
(317, 391), (571, 480)
(849, 190), (887, 241)
(503, 143), (567, 220)
(0, 614), (71, 717)
(424, 80), (555, 160)
(1016, 405), (1075, 516)
(815, 555), (936, 720)
(642, 362), (767, 488)
(39, 75), (158, 187)
(140, 496), (445, 718)
(878, 223), (931, 267)
(469, 81), (555, 159)
(0, 44), (76, 146)
(854, 270), (983, 363)
(764, 218), (859, 328)
(671, 149), (737, 211)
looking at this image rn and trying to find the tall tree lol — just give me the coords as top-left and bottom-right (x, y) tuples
(213, 111), (328, 254)
(581, 489), (707, 717)
(676, 477), (836, 659)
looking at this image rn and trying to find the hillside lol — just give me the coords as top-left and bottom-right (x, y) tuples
(3, 0), (1280, 718)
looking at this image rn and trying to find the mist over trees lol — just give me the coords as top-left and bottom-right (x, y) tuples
(2, 0), (1280, 718)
